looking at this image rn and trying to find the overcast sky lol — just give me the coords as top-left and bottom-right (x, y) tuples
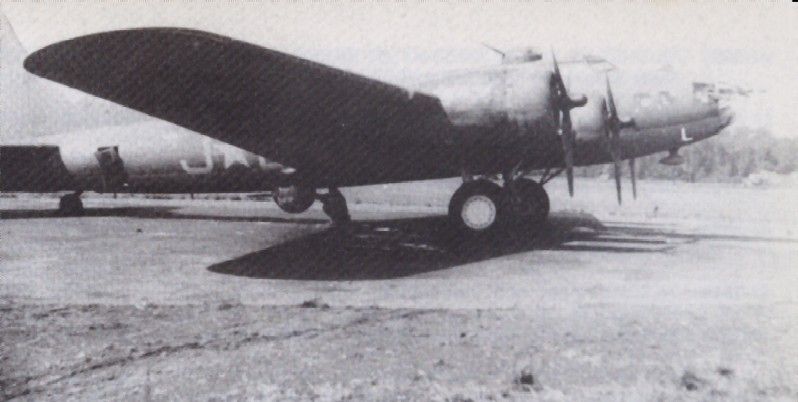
(3, 1), (797, 135)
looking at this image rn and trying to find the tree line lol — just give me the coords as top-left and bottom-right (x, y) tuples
(577, 127), (798, 182)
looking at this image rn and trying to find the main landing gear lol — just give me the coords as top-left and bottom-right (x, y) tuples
(318, 187), (350, 226)
(448, 176), (550, 235)
(58, 190), (85, 216)
(273, 184), (350, 226)
(274, 176), (549, 234)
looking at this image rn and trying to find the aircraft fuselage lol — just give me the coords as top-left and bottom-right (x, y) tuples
(1, 122), (281, 193)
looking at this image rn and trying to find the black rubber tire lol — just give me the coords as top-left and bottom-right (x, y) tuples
(58, 193), (85, 216)
(273, 185), (315, 214)
(503, 178), (550, 225)
(448, 180), (504, 235)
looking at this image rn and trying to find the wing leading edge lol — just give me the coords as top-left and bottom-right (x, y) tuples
(24, 28), (457, 186)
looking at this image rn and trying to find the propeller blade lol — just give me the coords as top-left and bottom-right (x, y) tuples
(629, 158), (637, 199)
(613, 158), (622, 205)
(552, 50), (584, 197)
(605, 76), (627, 140)
(552, 52), (587, 108)
(606, 76), (618, 121)
(566, 165), (574, 196)
(603, 75), (625, 205)
(561, 127), (575, 197)
(552, 51), (563, 89)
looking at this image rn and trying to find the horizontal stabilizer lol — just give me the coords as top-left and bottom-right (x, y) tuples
(0, 146), (74, 191)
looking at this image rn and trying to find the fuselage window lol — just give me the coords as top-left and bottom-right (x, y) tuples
(634, 93), (653, 109)
(658, 91), (675, 107)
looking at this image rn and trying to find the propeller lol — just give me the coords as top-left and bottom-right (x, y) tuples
(552, 51), (587, 197)
(603, 76), (635, 204)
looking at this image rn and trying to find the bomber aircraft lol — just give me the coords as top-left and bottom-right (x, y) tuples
(19, 28), (734, 235)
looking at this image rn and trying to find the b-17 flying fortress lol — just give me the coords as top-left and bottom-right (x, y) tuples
(13, 28), (732, 235)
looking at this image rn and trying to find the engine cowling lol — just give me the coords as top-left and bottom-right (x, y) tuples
(273, 185), (316, 213)
(571, 91), (608, 144)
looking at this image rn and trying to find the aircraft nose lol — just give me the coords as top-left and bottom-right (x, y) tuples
(716, 104), (735, 131)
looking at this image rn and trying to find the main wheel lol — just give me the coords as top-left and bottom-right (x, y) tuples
(503, 177), (550, 225)
(58, 193), (84, 216)
(448, 180), (504, 235)
(273, 185), (315, 213)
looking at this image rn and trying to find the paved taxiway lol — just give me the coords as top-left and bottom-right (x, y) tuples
(2, 178), (797, 400)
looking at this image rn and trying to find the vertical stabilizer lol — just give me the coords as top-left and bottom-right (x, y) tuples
(1, 10), (147, 143)
(1, 10), (42, 142)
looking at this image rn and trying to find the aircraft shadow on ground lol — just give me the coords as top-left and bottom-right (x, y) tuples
(0, 206), (328, 225)
(0, 207), (180, 220)
(5, 205), (793, 281)
(207, 211), (685, 281)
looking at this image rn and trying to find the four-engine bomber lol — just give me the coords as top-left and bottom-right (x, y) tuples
(19, 30), (734, 234)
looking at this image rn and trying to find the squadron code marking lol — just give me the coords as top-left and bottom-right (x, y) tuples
(681, 127), (693, 142)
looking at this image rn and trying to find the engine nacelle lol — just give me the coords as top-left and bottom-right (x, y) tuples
(571, 92), (608, 144)
(273, 185), (316, 213)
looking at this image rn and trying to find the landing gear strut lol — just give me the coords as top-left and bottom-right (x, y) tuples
(448, 176), (551, 235)
(319, 187), (350, 226)
(272, 182), (350, 226)
(58, 190), (84, 216)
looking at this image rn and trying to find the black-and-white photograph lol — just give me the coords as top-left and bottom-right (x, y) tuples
(1, 1), (796, 400)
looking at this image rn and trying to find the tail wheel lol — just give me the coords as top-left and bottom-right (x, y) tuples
(448, 180), (504, 234)
(504, 178), (550, 225)
(58, 193), (84, 216)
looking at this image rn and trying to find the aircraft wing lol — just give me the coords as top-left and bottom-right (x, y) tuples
(24, 28), (455, 186)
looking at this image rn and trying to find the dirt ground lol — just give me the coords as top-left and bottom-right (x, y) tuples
(2, 178), (797, 401)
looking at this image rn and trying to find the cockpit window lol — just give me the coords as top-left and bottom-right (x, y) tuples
(658, 91), (674, 106)
(693, 82), (716, 104)
(634, 91), (675, 110)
